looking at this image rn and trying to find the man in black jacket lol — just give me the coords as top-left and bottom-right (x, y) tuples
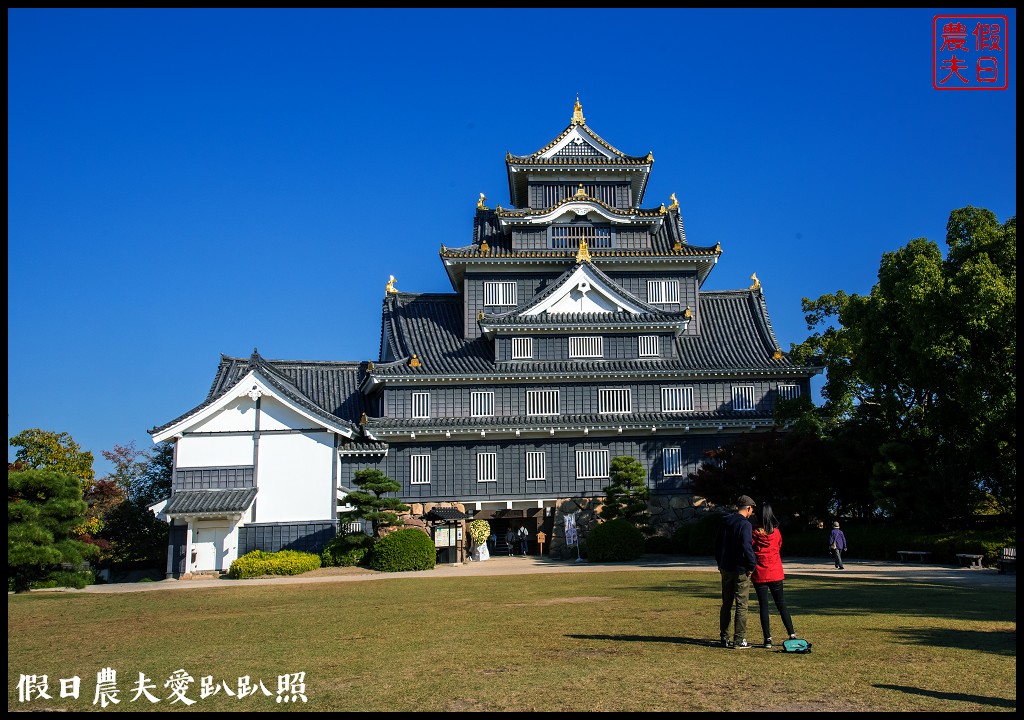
(714, 495), (758, 649)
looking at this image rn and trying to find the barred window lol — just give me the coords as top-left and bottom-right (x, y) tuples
(576, 449), (610, 480)
(471, 391), (494, 417)
(512, 337), (533, 360)
(477, 452), (497, 483)
(411, 455), (430, 484)
(412, 392), (430, 418)
(599, 388), (631, 414)
(526, 451), (546, 482)
(639, 335), (659, 357)
(661, 386), (694, 413)
(777, 384), (800, 400)
(569, 336), (603, 358)
(647, 280), (680, 304)
(526, 389), (559, 416)
(484, 281), (517, 306)
(732, 385), (756, 411)
(663, 448), (684, 476)
(551, 225), (612, 249)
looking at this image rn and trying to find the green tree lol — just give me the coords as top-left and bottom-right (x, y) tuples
(8, 468), (98, 592)
(9, 429), (95, 486)
(340, 469), (411, 537)
(101, 441), (173, 506)
(788, 206), (1016, 526)
(599, 456), (651, 532)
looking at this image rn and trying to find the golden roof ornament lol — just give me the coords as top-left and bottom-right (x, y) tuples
(479, 238), (490, 252)
(409, 353), (421, 368)
(772, 349), (784, 360)
(669, 192), (679, 210)
(572, 95), (585, 125)
(575, 237), (592, 264)
(750, 273), (761, 291)
(385, 275), (398, 294)
(659, 203), (667, 215)
(646, 152), (654, 162)
(367, 361), (375, 372)
(477, 192), (488, 210)
(714, 241), (722, 253)
(684, 306), (692, 320)
(360, 412), (367, 426)
(574, 183), (587, 199)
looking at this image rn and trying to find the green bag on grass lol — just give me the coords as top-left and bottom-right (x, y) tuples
(782, 638), (812, 653)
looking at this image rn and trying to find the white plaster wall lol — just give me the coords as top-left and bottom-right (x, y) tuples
(259, 398), (319, 431)
(191, 396), (257, 432)
(254, 432), (333, 523)
(177, 435), (254, 468)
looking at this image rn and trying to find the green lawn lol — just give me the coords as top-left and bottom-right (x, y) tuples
(7, 570), (1016, 712)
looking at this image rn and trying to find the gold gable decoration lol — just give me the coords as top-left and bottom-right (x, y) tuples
(409, 353), (421, 368)
(571, 96), (585, 125)
(772, 349), (784, 360)
(574, 183), (587, 199)
(575, 237), (592, 264)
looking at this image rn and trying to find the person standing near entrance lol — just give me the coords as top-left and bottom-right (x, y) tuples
(518, 525), (529, 555)
(829, 521), (848, 569)
(505, 528), (515, 556)
(715, 495), (758, 649)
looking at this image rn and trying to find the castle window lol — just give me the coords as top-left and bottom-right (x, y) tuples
(471, 391), (494, 417)
(639, 336), (660, 357)
(647, 280), (680, 304)
(777, 384), (800, 400)
(663, 448), (684, 476)
(477, 452), (497, 483)
(410, 454), (431, 484)
(484, 281), (517, 306)
(598, 388), (632, 414)
(551, 225), (612, 249)
(661, 386), (694, 413)
(576, 450), (610, 480)
(526, 451), (546, 481)
(411, 392), (430, 418)
(512, 337), (533, 360)
(526, 389), (559, 416)
(569, 336), (603, 359)
(732, 385), (757, 411)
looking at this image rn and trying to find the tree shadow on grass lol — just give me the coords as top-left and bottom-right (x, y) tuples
(874, 684), (1015, 710)
(565, 633), (729, 648)
(887, 626), (1016, 657)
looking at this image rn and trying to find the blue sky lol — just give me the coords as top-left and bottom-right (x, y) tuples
(8, 8), (1017, 476)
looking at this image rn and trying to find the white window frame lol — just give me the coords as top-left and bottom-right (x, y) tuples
(411, 392), (430, 418)
(661, 386), (694, 413)
(639, 335), (660, 357)
(598, 388), (632, 414)
(410, 454), (431, 485)
(647, 279), (680, 304)
(512, 337), (533, 360)
(576, 449), (610, 480)
(525, 451), (546, 482)
(471, 391), (494, 417)
(569, 336), (603, 359)
(663, 447), (684, 477)
(526, 389), (560, 416)
(477, 452), (497, 483)
(484, 281), (517, 306)
(777, 384), (800, 400)
(732, 385), (757, 411)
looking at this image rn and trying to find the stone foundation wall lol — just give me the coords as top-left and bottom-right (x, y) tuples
(548, 493), (711, 558)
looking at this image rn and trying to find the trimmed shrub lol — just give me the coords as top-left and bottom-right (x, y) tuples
(228, 549), (321, 579)
(643, 534), (676, 555)
(369, 528), (436, 572)
(321, 532), (375, 567)
(586, 518), (645, 562)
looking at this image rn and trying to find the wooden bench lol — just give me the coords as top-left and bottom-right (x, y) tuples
(998, 547), (1016, 574)
(955, 553), (984, 569)
(897, 550), (931, 563)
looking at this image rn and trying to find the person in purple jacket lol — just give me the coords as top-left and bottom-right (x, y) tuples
(715, 495), (758, 649)
(829, 521), (848, 569)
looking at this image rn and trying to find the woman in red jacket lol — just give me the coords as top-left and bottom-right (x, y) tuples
(751, 502), (798, 649)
